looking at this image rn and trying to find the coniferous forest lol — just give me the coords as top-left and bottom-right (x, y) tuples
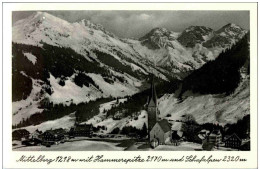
(180, 33), (249, 97)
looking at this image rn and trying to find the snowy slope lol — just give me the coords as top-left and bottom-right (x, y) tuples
(20, 112), (76, 133)
(81, 98), (147, 134)
(12, 12), (168, 80)
(158, 75), (249, 125)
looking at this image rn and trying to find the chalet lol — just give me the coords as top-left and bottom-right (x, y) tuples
(42, 128), (66, 144)
(150, 119), (171, 145)
(21, 129), (43, 146)
(12, 129), (30, 141)
(207, 129), (222, 148)
(69, 124), (93, 137)
(224, 133), (242, 149)
(30, 129), (43, 140)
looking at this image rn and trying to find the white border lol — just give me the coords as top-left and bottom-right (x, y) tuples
(2, 2), (258, 169)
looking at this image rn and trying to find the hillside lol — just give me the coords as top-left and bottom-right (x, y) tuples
(158, 34), (250, 125)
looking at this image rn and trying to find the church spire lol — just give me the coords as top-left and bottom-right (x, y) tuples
(148, 74), (157, 107)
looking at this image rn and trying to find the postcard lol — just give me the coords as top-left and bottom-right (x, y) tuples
(2, 2), (258, 169)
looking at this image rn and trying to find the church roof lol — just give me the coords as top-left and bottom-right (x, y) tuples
(157, 119), (171, 133)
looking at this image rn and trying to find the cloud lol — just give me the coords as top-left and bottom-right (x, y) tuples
(139, 13), (151, 20)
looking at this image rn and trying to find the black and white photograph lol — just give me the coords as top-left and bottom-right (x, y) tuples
(11, 10), (250, 151)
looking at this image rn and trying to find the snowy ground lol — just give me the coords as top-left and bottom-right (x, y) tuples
(14, 139), (124, 151)
(14, 139), (237, 151)
(18, 112), (76, 133)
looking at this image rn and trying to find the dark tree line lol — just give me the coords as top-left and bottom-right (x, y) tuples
(179, 33), (249, 97)
(93, 49), (146, 80)
(12, 97), (113, 129)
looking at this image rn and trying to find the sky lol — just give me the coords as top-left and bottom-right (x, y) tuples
(12, 11), (249, 38)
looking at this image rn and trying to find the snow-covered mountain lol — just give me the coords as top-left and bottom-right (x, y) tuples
(204, 23), (248, 48)
(177, 26), (214, 48)
(135, 24), (247, 75)
(12, 12), (248, 128)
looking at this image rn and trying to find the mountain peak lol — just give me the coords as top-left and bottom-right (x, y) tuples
(203, 23), (247, 48)
(223, 23), (242, 29)
(139, 27), (180, 49)
(177, 25), (214, 48)
(217, 23), (245, 33)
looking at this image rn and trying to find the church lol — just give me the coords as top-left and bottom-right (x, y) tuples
(147, 75), (172, 145)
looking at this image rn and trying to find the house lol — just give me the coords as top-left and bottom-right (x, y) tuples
(42, 128), (66, 144)
(224, 133), (242, 149)
(21, 129), (43, 146)
(149, 119), (171, 145)
(207, 129), (222, 148)
(12, 129), (30, 141)
(30, 129), (43, 140)
(69, 124), (93, 137)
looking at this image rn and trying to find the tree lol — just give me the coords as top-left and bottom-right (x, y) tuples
(181, 114), (201, 143)
(110, 127), (120, 134)
(140, 123), (148, 138)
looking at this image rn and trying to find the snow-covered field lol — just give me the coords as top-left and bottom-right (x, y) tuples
(19, 112), (76, 133)
(14, 140), (124, 151)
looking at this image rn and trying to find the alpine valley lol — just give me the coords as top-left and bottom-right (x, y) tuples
(12, 11), (249, 139)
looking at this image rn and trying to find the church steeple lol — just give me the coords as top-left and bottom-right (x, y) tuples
(147, 74), (159, 131)
(148, 75), (157, 107)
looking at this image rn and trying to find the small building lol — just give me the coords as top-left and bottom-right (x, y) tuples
(207, 129), (222, 148)
(69, 124), (93, 137)
(30, 129), (43, 140)
(42, 128), (66, 144)
(150, 119), (171, 145)
(12, 129), (30, 141)
(224, 133), (242, 149)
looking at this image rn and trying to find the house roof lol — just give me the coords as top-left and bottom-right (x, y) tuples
(33, 129), (42, 134)
(157, 119), (171, 133)
(44, 128), (66, 135)
(74, 124), (92, 131)
(12, 129), (30, 134)
(224, 133), (241, 142)
(209, 129), (221, 136)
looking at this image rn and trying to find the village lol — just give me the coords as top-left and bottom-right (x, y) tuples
(12, 76), (250, 151)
